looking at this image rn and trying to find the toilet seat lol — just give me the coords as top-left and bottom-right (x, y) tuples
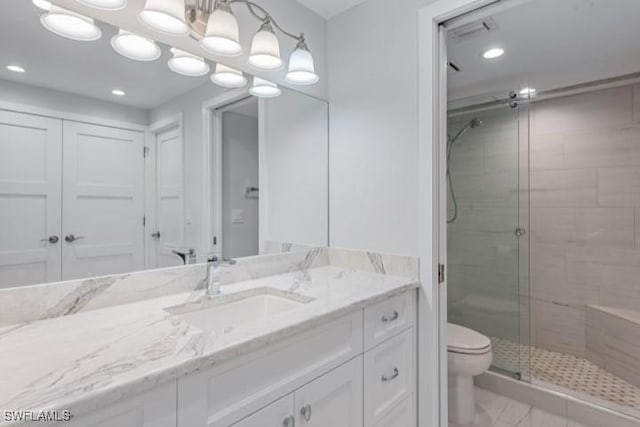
(448, 323), (491, 355)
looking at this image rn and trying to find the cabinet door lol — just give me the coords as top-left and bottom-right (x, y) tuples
(0, 109), (62, 287)
(294, 356), (363, 427)
(62, 120), (145, 280)
(232, 394), (294, 427)
(67, 382), (176, 427)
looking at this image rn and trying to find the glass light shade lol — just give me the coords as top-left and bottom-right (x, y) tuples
(41, 6), (102, 41)
(138, 0), (189, 36)
(248, 24), (282, 70)
(76, 0), (127, 11)
(200, 8), (242, 56)
(32, 0), (51, 11)
(286, 46), (319, 85)
(250, 77), (281, 98)
(210, 64), (247, 88)
(168, 48), (210, 77)
(111, 29), (161, 61)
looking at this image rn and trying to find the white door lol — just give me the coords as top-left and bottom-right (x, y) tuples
(62, 120), (145, 280)
(154, 125), (184, 268)
(0, 110), (62, 288)
(294, 356), (363, 427)
(232, 394), (294, 427)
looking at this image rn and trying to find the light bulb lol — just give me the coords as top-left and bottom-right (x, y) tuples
(285, 40), (318, 85)
(199, 5), (242, 56)
(248, 21), (282, 70)
(76, 0), (127, 11)
(111, 29), (161, 61)
(250, 77), (281, 98)
(168, 48), (210, 77)
(112, 89), (126, 96)
(41, 6), (102, 41)
(210, 64), (247, 88)
(138, 0), (189, 37)
(482, 48), (504, 59)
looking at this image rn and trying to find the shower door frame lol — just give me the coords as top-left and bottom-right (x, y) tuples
(417, 0), (534, 426)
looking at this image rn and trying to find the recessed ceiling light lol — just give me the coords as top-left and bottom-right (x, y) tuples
(519, 87), (537, 96)
(6, 65), (26, 73)
(482, 48), (504, 59)
(111, 89), (126, 96)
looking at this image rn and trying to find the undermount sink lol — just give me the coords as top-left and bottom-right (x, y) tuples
(165, 288), (313, 334)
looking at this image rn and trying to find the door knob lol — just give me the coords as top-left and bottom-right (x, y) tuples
(41, 235), (59, 244)
(300, 404), (312, 422)
(65, 234), (85, 243)
(282, 415), (295, 427)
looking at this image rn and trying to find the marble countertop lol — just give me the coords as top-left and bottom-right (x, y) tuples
(0, 265), (418, 422)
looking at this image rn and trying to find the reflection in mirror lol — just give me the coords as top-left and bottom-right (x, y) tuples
(0, 0), (328, 289)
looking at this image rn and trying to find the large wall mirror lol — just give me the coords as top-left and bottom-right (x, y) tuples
(0, 0), (329, 289)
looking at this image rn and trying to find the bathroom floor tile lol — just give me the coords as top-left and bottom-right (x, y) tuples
(491, 337), (640, 416)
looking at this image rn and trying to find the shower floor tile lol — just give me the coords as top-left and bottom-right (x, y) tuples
(491, 337), (640, 417)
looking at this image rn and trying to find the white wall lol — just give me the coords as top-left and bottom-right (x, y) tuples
(0, 78), (149, 126)
(327, 0), (438, 256)
(262, 89), (329, 247)
(222, 111), (259, 259)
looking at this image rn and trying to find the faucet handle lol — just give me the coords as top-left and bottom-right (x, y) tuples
(205, 254), (236, 265)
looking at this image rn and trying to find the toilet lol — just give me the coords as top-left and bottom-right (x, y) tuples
(447, 323), (492, 425)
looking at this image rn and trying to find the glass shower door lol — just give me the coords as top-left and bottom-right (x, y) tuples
(446, 99), (530, 379)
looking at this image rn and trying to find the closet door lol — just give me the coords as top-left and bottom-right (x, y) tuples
(0, 110), (62, 288)
(62, 121), (145, 280)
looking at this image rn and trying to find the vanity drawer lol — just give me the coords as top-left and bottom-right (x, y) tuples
(177, 311), (363, 427)
(364, 291), (414, 350)
(364, 329), (414, 426)
(373, 394), (414, 427)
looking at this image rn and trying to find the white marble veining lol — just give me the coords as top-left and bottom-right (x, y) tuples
(0, 249), (418, 425)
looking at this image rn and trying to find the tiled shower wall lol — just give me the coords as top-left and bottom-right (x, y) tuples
(530, 84), (640, 358)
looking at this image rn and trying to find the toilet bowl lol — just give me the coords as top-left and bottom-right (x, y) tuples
(447, 323), (492, 425)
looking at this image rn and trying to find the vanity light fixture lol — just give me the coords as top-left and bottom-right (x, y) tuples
(285, 38), (318, 85)
(168, 48), (210, 76)
(482, 47), (504, 59)
(199, 2), (242, 56)
(519, 87), (537, 96)
(210, 63), (247, 88)
(248, 19), (282, 70)
(138, 0), (190, 36)
(111, 29), (161, 61)
(249, 76), (281, 98)
(111, 89), (126, 96)
(76, 0), (127, 11)
(32, 0), (51, 11)
(6, 65), (26, 73)
(41, 5), (102, 41)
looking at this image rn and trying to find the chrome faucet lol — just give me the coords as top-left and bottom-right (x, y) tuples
(203, 255), (236, 298)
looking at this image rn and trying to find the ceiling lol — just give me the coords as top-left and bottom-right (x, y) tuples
(294, 0), (369, 19)
(0, 0), (213, 110)
(447, 0), (640, 102)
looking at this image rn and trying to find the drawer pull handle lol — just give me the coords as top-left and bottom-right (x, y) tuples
(381, 368), (399, 382)
(381, 311), (399, 323)
(300, 404), (312, 422)
(283, 415), (295, 427)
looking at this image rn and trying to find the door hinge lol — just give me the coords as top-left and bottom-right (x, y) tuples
(143, 146), (150, 158)
(142, 215), (146, 226)
(213, 236), (217, 245)
(438, 264), (445, 284)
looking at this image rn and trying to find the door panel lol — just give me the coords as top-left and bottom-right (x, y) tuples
(62, 121), (145, 280)
(0, 110), (62, 287)
(294, 357), (363, 427)
(154, 125), (184, 268)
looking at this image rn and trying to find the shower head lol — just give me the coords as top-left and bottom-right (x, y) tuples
(449, 117), (483, 145)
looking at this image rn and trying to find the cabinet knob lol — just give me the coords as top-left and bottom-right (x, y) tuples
(300, 404), (312, 422)
(282, 415), (295, 427)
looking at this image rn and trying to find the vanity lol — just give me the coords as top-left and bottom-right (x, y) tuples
(0, 249), (418, 427)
